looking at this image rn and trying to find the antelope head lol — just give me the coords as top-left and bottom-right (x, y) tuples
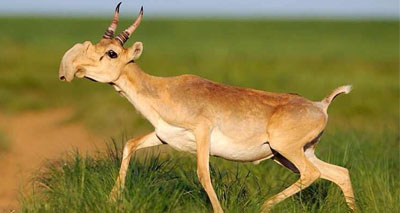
(59, 3), (144, 83)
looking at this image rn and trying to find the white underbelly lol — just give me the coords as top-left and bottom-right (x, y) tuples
(155, 119), (273, 162)
(209, 127), (272, 162)
(155, 119), (197, 153)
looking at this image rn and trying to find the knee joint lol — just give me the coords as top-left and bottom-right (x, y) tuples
(197, 169), (210, 183)
(122, 140), (138, 159)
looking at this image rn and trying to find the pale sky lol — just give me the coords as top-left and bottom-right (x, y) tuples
(0, 0), (398, 18)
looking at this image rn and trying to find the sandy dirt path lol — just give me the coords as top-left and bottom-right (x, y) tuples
(0, 108), (104, 211)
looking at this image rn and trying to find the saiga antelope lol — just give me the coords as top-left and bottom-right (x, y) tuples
(58, 4), (356, 212)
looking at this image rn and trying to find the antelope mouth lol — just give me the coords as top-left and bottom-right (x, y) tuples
(84, 76), (98, 82)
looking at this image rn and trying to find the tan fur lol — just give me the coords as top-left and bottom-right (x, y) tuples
(59, 5), (356, 213)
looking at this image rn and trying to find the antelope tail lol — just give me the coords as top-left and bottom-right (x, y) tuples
(319, 85), (352, 112)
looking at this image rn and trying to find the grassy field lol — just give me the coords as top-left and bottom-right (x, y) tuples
(0, 17), (398, 212)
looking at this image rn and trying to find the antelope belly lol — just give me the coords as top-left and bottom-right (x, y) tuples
(209, 128), (273, 162)
(155, 119), (197, 153)
(155, 119), (272, 162)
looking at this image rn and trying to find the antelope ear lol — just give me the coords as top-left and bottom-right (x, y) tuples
(128, 42), (143, 60)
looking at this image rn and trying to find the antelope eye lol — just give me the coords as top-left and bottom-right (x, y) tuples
(107, 50), (118, 59)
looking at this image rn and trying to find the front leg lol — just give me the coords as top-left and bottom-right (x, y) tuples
(195, 125), (224, 213)
(109, 132), (163, 200)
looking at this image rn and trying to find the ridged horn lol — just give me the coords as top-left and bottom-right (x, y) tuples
(102, 2), (122, 39)
(115, 6), (143, 45)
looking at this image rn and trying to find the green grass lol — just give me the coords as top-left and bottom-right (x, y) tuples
(21, 130), (398, 212)
(0, 17), (398, 212)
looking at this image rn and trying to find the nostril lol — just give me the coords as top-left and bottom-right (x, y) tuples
(60, 76), (66, 81)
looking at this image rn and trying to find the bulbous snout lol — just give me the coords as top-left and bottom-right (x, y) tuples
(59, 41), (91, 82)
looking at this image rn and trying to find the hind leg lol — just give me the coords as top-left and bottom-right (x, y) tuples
(306, 150), (356, 211)
(261, 144), (321, 212)
(261, 104), (326, 212)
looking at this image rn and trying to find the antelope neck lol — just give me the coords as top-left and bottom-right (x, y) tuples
(113, 63), (162, 125)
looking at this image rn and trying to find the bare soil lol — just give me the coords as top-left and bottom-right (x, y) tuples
(0, 108), (103, 211)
